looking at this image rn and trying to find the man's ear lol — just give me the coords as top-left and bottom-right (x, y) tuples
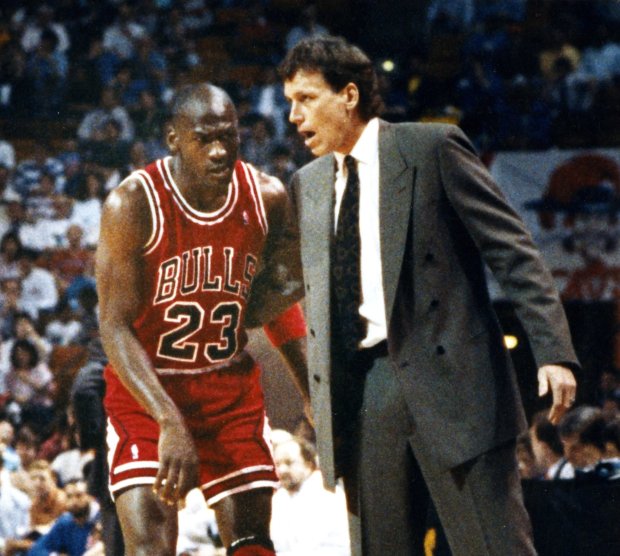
(166, 125), (178, 153)
(343, 82), (360, 112)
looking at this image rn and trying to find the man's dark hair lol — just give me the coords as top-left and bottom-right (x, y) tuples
(531, 410), (563, 456)
(559, 405), (607, 451)
(278, 35), (384, 121)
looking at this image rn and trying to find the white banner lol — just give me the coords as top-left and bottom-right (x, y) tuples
(487, 148), (620, 301)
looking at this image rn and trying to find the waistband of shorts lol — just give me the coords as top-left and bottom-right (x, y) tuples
(154, 350), (255, 376)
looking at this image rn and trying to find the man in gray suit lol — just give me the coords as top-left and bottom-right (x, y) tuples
(279, 36), (578, 556)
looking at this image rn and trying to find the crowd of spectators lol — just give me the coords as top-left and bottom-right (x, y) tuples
(0, 0), (618, 554)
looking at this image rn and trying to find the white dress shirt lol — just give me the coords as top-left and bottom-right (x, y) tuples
(334, 118), (387, 348)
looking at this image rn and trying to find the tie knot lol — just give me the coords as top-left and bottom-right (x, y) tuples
(344, 155), (357, 176)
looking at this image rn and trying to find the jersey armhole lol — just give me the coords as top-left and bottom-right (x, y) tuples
(134, 170), (164, 254)
(241, 162), (269, 236)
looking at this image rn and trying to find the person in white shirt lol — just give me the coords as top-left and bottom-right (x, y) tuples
(271, 436), (350, 556)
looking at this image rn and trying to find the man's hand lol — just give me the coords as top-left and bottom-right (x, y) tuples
(153, 421), (199, 507)
(538, 364), (577, 425)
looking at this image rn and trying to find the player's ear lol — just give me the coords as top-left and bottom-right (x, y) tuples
(167, 124), (179, 153)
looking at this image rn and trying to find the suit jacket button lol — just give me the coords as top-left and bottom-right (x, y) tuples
(436, 345), (445, 355)
(306, 284), (310, 291)
(425, 252), (435, 262)
(400, 361), (409, 369)
(310, 328), (316, 337)
(313, 374), (321, 383)
(430, 299), (439, 309)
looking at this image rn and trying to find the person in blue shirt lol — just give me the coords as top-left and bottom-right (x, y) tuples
(28, 479), (100, 556)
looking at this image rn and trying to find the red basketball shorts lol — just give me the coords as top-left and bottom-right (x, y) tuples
(103, 359), (278, 506)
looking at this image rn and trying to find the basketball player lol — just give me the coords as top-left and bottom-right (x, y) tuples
(96, 83), (308, 556)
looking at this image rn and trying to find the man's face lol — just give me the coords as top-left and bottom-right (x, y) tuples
(168, 95), (240, 190)
(284, 70), (355, 157)
(29, 468), (55, 496)
(274, 440), (312, 493)
(64, 481), (92, 520)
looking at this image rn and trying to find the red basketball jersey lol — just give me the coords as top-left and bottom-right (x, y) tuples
(131, 156), (268, 374)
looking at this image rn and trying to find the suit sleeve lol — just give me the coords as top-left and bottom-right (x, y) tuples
(437, 126), (579, 370)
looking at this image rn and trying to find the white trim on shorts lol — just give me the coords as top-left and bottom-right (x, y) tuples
(205, 480), (279, 507)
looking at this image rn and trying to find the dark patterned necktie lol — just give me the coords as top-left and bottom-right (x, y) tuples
(331, 155), (365, 359)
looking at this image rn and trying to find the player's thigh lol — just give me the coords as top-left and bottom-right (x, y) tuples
(212, 487), (273, 547)
(115, 485), (178, 555)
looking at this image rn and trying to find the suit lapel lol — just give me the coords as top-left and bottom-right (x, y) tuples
(300, 155), (335, 332)
(379, 122), (415, 328)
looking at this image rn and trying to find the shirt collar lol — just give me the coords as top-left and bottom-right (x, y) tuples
(334, 117), (380, 174)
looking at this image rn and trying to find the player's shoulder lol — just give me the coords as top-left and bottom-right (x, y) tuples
(245, 163), (288, 207)
(103, 171), (150, 215)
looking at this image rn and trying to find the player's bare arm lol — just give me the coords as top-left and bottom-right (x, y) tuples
(96, 177), (198, 505)
(246, 170), (310, 404)
(245, 170), (304, 326)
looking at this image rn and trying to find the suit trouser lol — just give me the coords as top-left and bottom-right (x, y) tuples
(340, 352), (537, 556)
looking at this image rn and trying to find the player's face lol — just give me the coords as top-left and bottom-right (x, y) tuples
(169, 97), (240, 189)
(284, 69), (358, 157)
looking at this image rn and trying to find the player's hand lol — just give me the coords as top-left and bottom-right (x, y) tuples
(153, 420), (199, 507)
(538, 364), (577, 425)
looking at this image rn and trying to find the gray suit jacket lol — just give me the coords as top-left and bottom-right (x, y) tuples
(290, 121), (579, 488)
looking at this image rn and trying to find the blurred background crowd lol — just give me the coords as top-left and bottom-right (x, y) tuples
(0, 0), (619, 554)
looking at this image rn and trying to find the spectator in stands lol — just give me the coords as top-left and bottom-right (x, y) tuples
(133, 36), (169, 99)
(271, 436), (350, 556)
(19, 4), (70, 55)
(27, 478), (100, 556)
(10, 425), (41, 493)
(109, 61), (149, 112)
(49, 409), (92, 488)
(44, 299), (82, 347)
(20, 194), (75, 253)
(102, 3), (147, 61)
(81, 118), (131, 179)
(0, 232), (23, 283)
(25, 28), (68, 119)
(530, 410), (574, 479)
(16, 251), (58, 321)
(0, 311), (51, 379)
(0, 165), (21, 241)
(558, 405), (608, 471)
(0, 420), (20, 471)
(0, 451), (31, 554)
(77, 87), (134, 144)
(265, 144), (297, 190)
(0, 140), (15, 170)
(5, 459), (67, 555)
(46, 224), (93, 297)
(250, 66), (289, 141)
(0, 37), (29, 117)
(4, 338), (55, 430)
(0, 279), (26, 344)
(284, 4), (328, 52)
(240, 113), (276, 170)
(69, 173), (103, 248)
(12, 142), (65, 200)
(131, 89), (168, 156)
(25, 172), (59, 222)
